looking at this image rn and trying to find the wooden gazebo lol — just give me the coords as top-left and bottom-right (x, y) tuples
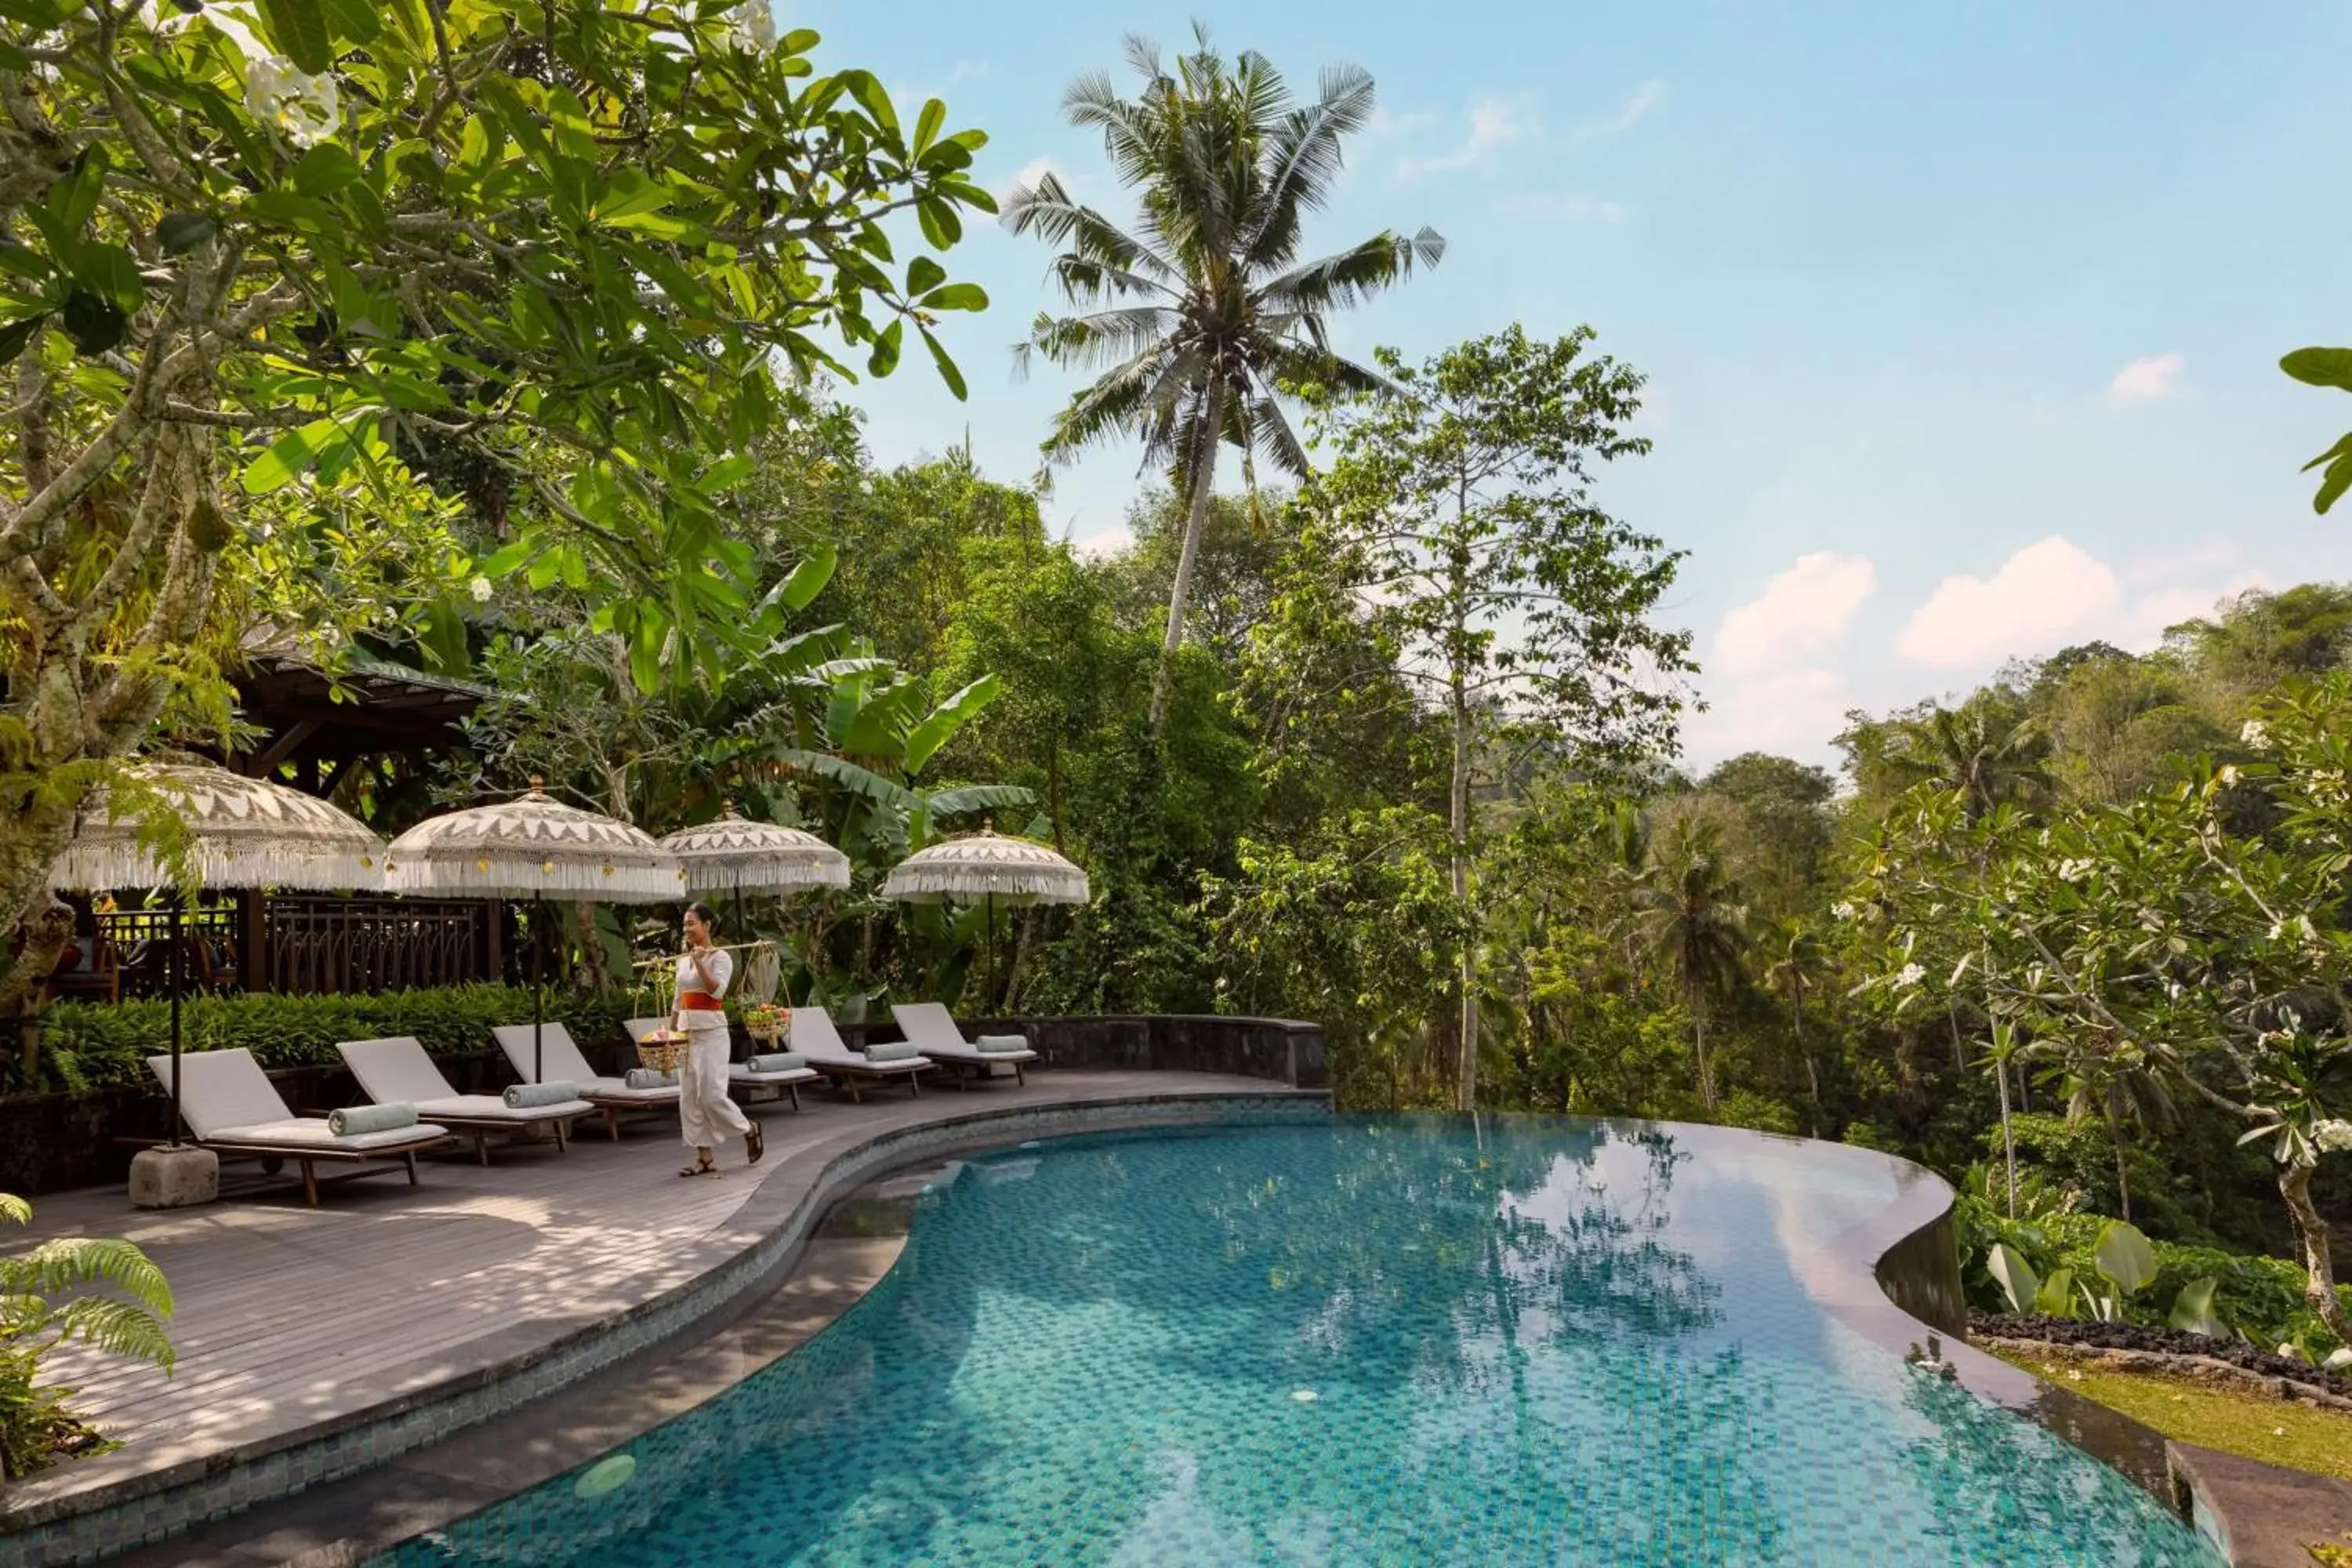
(48, 651), (512, 1001)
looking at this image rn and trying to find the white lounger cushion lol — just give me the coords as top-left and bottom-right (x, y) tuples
(492, 1023), (681, 1102)
(206, 1117), (450, 1152)
(729, 1065), (820, 1085)
(891, 1003), (1036, 1064)
(148, 1049), (451, 1150)
(339, 1036), (591, 1122)
(788, 1008), (930, 1073)
(147, 1048), (294, 1140)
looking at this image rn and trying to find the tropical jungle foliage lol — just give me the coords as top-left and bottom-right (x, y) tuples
(2, 5), (2347, 1472)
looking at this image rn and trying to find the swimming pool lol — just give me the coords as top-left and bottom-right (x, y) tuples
(376, 1116), (2224, 1566)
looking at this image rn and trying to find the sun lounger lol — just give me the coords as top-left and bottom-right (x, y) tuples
(491, 1022), (680, 1142)
(337, 1036), (594, 1163)
(790, 1008), (931, 1102)
(888, 1002), (1037, 1088)
(623, 1016), (818, 1112)
(146, 1048), (452, 1206)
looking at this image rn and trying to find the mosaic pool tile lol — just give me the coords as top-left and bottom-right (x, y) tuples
(370, 1118), (2223, 1566)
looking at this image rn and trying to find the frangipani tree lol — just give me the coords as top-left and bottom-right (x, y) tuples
(0, 0), (993, 1010)
(1855, 677), (2352, 1342)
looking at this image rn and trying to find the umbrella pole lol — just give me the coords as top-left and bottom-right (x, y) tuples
(167, 901), (183, 1148)
(985, 891), (995, 1014)
(532, 895), (545, 1083)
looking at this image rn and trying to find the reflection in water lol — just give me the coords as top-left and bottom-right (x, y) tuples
(377, 1117), (2222, 1567)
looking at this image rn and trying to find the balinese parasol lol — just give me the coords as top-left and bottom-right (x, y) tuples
(49, 761), (387, 1146)
(880, 823), (1088, 1004)
(384, 779), (681, 1080)
(659, 803), (849, 898)
(659, 804), (851, 1007)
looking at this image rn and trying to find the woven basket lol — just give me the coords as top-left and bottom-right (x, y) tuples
(746, 1018), (791, 1047)
(636, 1032), (691, 1073)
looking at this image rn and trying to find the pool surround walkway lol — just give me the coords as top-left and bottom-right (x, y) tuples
(0, 1071), (1321, 1567)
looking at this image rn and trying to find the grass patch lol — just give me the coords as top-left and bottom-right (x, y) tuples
(1991, 1346), (2352, 1483)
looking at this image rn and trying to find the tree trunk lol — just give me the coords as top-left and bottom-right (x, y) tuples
(1450, 546), (1477, 1114)
(1149, 381), (1224, 731)
(1794, 985), (1820, 1131)
(1996, 1058), (2017, 1219)
(1045, 740), (1066, 852)
(1693, 995), (1716, 1111)
(2108, 1108), (2132, 1223)
(2279, 1161), (2350, 1344)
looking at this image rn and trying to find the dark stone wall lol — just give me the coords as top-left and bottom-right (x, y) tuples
(0, 1015), (1324, 1195)
(1872, 1202), (1968, 1338)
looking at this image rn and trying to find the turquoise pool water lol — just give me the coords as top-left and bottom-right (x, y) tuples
(379, 1117), (2225, 1566)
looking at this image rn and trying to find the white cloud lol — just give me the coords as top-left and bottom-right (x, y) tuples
(1070, 524), (1131, 561)
(1396, 96), (1524, 181)
(1495, 194), (1628, 223)
(1367, 107), (1438, 140)
(1897, 536), (2124, 669)
(949, 58), (989, 83)
(1683, 667), (1857, 768)
(1713, 552), (1878, 677)
(1000, 155), (1065, 204)
(1605, 78), (1664, 133)
(1572, 78), (1665, 143)
(2107, 353), (2183, 404)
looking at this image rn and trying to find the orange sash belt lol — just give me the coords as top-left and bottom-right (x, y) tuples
(677, 992), (723, 1011)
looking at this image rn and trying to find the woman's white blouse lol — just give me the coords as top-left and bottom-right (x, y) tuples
(674, 949), (733, 1031)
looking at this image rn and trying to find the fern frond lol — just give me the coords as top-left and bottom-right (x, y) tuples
(42, 1299), (176, 1373)
(2, 1239), (175, 1318)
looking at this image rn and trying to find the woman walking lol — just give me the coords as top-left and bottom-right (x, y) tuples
(673, 902), (762, 1177)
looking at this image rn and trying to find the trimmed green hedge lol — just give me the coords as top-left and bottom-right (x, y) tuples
(17, 986), (642, 1095)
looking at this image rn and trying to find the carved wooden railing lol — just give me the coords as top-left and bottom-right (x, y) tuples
(264, 897), (496, 994)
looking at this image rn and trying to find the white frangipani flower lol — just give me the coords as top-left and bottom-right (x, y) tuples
(468, 575), (494, 603)
(2240, 719), (2271, 749)
(726, 0), (777, 50)
(1894, 963), (1926, 989)
(2315, 1119), (2352, 1156)
(1831, 901), (1857, 920)
(244, 54), (339, 147)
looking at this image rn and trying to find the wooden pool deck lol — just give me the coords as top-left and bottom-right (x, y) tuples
(1, 1069), (1314, 1563)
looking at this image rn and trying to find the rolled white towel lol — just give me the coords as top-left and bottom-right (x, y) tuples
(328, 1102), (419, 1137)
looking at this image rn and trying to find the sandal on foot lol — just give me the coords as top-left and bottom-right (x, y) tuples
(678, 1158), (717, 1178)
(746, 1123), (765, 1164)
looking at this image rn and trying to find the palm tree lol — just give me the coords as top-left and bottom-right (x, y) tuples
(1004, 29), (1443, 728)
(1635, 828), (1749, 1112)
(1759, 919), (1828, 1129)
(1886, 704), (2053, 819)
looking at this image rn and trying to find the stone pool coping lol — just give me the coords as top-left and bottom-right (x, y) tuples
(0, 1087), (1327, 1568)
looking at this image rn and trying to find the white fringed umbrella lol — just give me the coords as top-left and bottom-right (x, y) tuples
(49, 762), (387, 1145)
(881, 824), (1088, 1001)
(658, 805), (850, 896)
(385, 779), (682, 1080)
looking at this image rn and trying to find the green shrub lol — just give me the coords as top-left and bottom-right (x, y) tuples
(1715, 1091), (1801, 1137)
(1956, 1192), (2348, 1353)
(17, 986), (641, 1095)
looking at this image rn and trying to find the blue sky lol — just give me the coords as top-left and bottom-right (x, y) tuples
(789, 0), (2352, 769)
